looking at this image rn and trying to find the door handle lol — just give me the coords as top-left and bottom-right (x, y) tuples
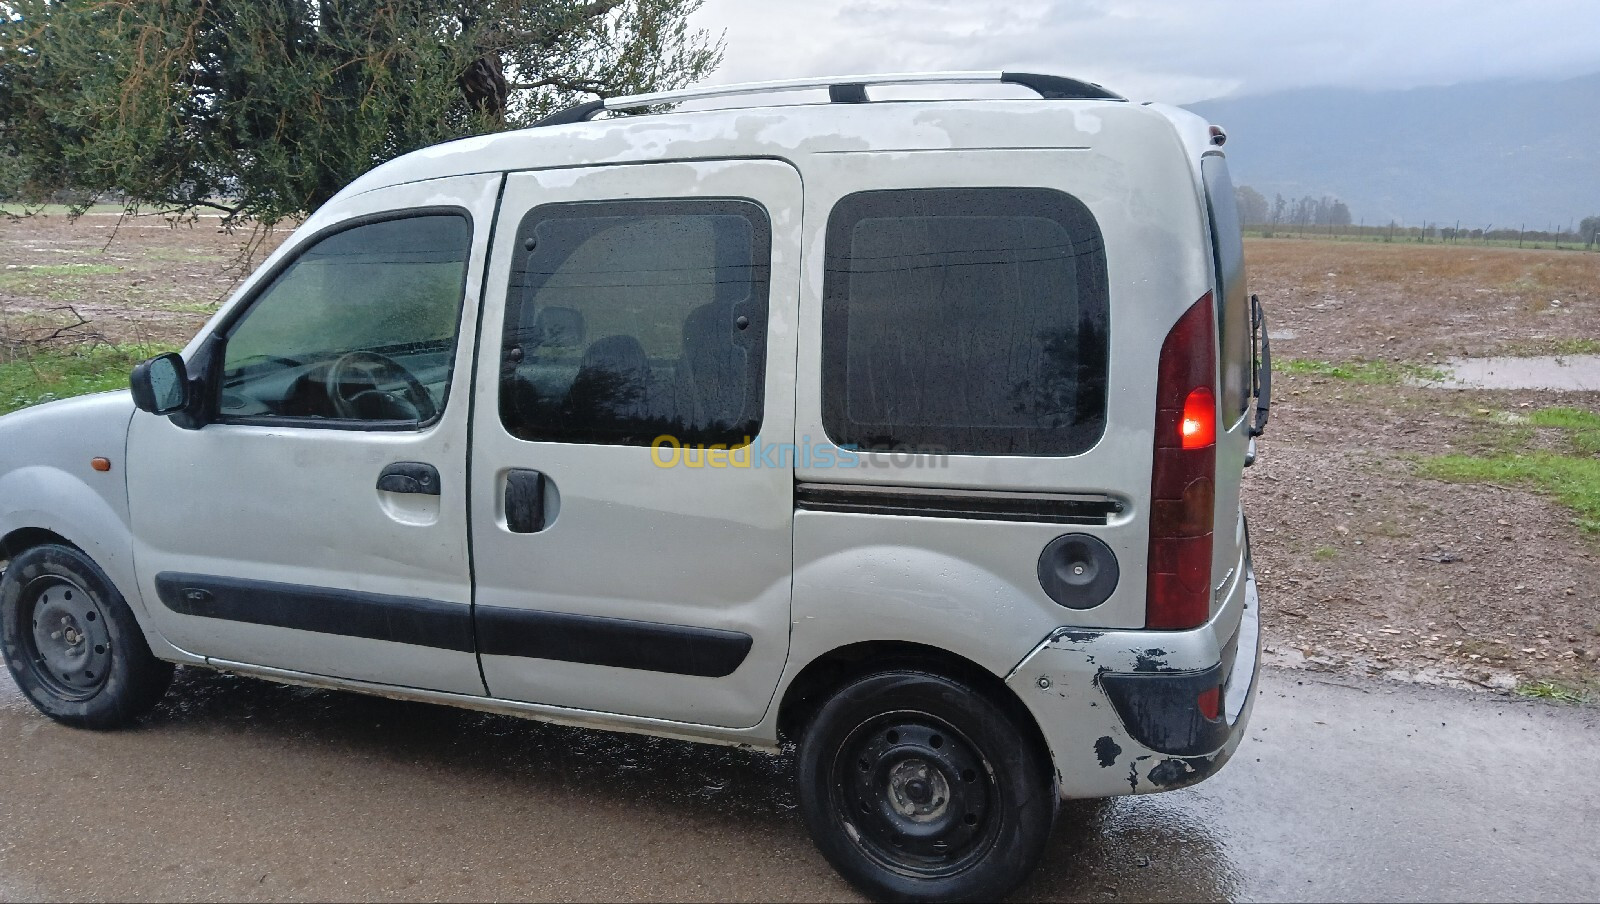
(377, 462), (441, 496)
(505, 469), (548, 533)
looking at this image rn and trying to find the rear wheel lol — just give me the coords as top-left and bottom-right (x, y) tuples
(796, 670), (1055, 902)
(1, 544), (173, 728)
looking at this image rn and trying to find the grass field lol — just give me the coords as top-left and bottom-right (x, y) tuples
(1245, 227), (1599, 253)
(1419, 407), (1600, 534)
(0, 344), (175, 415)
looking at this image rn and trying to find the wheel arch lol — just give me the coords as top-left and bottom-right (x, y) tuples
(0, 526), (76, 563)
(776, 640), (1054, 780)
(0, 480), (189, 663)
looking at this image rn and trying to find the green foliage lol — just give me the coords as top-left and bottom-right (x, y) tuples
(1420, 408), (1600, 533)
(1515, 680), (1588, 704)
(1275, 357), (1446, 384)
(1581, 216), (1600, 248)
(0, 344), (176, 414)
(1421, 453), (1600, 534)
(1526, 407), (1600, 455)
(0, 1), (721, 226)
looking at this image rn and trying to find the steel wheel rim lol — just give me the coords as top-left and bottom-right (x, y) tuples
(21, 575), (113, 700)
(829, 710), (1002, 879)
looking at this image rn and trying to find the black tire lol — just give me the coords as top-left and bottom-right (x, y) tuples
(796, 670), (1055, 903)
(1, 544), (173, 728)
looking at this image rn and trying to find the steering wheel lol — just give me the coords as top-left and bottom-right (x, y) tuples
(324, 350), (438, 422)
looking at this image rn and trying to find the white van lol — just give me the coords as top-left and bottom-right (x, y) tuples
(0, 72), (1270, 901)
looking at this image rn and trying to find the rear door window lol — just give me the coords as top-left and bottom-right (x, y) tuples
(1202, 156), (1251, 422)
(821, 187), (1109, 456)
(498, 199), (771, 447)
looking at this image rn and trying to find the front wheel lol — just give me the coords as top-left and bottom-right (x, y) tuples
(796, 670), (1055, 902)
(1, 544), (173, 728)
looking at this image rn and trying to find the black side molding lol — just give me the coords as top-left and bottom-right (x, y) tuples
(796, 482), (1119, 525)
(153, 573), (474, 652)
(476, 606), (752, 678)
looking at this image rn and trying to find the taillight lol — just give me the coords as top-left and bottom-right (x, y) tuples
(1181, 387), (1216, 449)
(1147, 293), (1218, 630)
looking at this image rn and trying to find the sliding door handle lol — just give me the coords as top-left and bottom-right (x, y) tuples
(506, 469), (548, 533)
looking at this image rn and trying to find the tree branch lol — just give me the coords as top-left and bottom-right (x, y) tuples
(508, 76), (609, 95)
(479, 0), (623, 51)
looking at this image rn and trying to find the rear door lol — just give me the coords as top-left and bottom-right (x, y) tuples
(467, 160), (802, 728)
(1201, 154), (1252, 602)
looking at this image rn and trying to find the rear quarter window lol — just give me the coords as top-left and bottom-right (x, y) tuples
(821, 187), (1110, 456)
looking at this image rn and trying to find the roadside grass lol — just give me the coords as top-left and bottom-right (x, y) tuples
(1419, 407), (1600, 533)
(1275, 357), (1447, 384)
(0, 344), (174, 415)
(1516, 680), (1590, 704)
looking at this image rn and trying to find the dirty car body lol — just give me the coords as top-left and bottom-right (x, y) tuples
(0, 72), (1270, 901)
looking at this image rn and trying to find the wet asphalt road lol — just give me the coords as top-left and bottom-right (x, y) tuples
(1, 665), (1596, 903)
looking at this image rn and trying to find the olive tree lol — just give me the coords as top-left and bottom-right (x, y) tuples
(0, 1), (721, 226)
(1581, 215), (1600, 249)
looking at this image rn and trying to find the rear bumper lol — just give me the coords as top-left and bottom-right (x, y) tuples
(1005, 554), (1261, 799)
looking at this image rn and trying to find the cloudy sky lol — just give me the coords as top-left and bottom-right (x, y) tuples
(688, 0), (1600, 104)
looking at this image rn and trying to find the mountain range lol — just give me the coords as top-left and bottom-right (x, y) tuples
(1185, 72), (1600, 230)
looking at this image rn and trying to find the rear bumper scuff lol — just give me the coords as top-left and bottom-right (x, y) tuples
(1006, 551), (1261, 799)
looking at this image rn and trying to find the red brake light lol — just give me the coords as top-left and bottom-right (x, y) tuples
(1147, 293), (1218, 630)
(1197, 686), (1221, 721)
(1180, 387), (1216, 449)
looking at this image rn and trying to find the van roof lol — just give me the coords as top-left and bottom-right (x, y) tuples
(339, 71), (1219, 201)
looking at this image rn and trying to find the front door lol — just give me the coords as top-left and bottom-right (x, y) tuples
(126, 176), (500, 694)
(469, 160), (802, 728)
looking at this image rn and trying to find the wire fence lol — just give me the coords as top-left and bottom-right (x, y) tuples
(1243, 221), (1597, 251)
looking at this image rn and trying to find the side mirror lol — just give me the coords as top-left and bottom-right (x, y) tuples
(130, 352), (190, 415)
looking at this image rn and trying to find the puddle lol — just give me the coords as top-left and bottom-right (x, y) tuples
(1418, 355), (1600, 391)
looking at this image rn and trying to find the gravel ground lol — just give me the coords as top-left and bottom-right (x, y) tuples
(1246, 238), (1600, 694)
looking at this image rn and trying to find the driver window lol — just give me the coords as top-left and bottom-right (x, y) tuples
(219, 213), (472, 426)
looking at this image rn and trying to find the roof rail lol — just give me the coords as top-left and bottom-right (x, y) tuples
(532, 71), (1124, 127)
